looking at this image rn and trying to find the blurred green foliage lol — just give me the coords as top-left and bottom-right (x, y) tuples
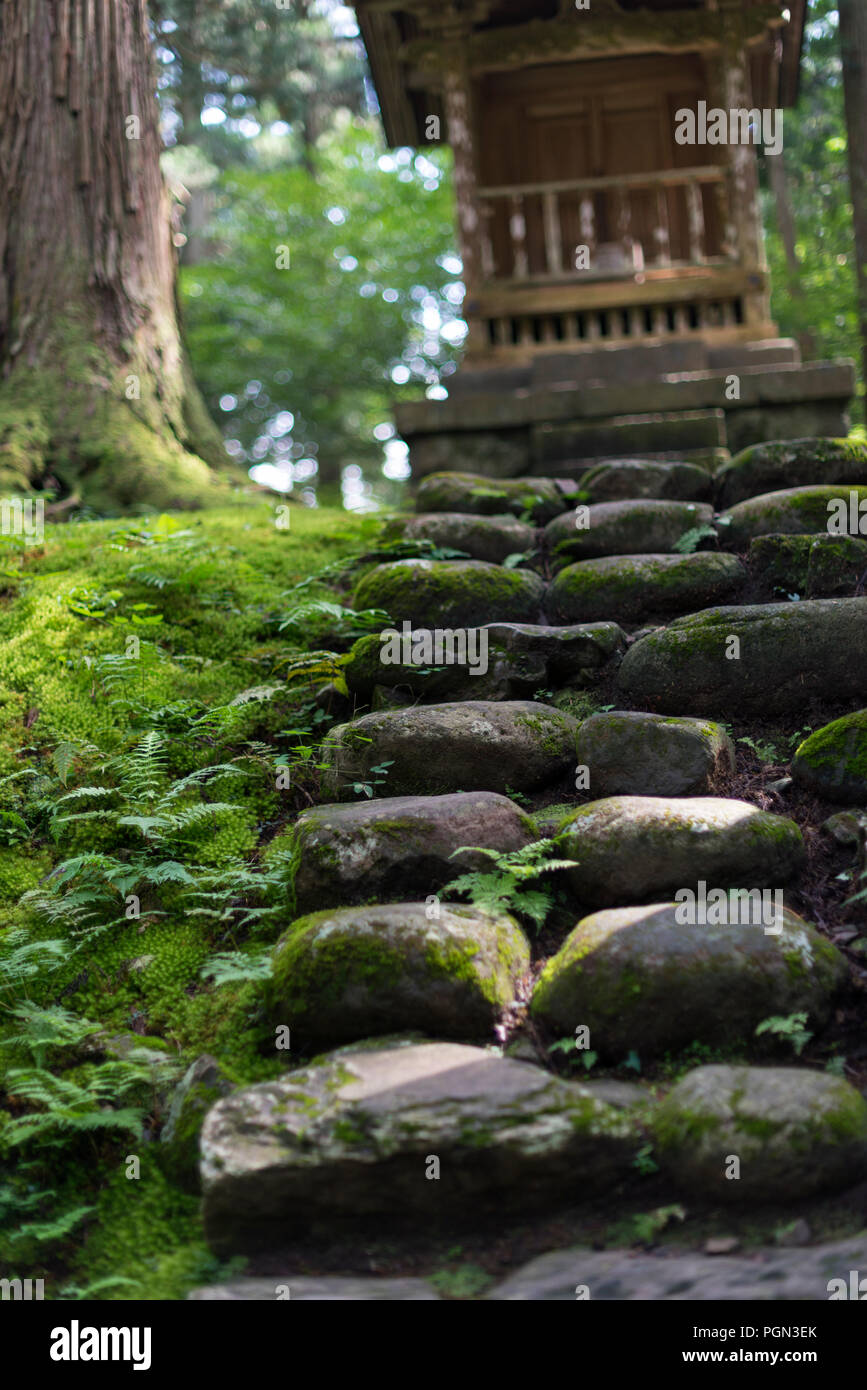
(763, 0), (864, 420)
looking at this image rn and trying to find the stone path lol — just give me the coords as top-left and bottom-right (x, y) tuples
(188, 436), (867, 1299)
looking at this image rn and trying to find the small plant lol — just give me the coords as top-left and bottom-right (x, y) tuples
(673, 524), (717, 554)
(632, 1143), (659, 1176)
(755, 1011), (812, 1056)
(351, 759), (394, 799)
(445, 839), (579, 931)
(737, 734), (781, 765)
(606, 1204), (686, 1248)
(548, 1037), (598, 1071)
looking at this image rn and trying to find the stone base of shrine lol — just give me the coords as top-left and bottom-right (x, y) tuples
(394, 342), (856, 479)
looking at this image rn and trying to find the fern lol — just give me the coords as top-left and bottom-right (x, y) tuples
(445, 840), (578, 930)
(200, 950), (273, 987)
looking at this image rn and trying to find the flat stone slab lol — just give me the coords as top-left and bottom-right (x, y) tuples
(414, 472), (576, 524)
(381, 512), (537, 565)
(617, 598), (867, 717)
(556, 796), (805, 909)
(267, 903), (530, 1048)
(189, 1277), (441, 1300)
(544, 499), (714, 568)
(578, 459), (713, 503)
(716, 437), (867, 508)
(200, 1041), (641, 1254)
(343, 621), (624, 703)
(487, 1235), (867, 1300)
(651, 1065), (867, 1204)
(574, 710), (734, 798)
(719, 485), (867, 548)
(285, 792), (535, 915)
(354, 558), (546, 627)
(530, 903), (845, 1061)
(546, 553), (745, 625)
(321, 700), (578, 798)
(792, 710), (867, 804)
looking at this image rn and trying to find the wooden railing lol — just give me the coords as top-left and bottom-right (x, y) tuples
(477, 165), (732, 284)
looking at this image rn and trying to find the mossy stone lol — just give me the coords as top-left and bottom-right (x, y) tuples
(547, 553), (745, 625)
(530, 903), (846, 1061)
(716, 438), (867, 508)
(652, 1065), (867, 1203)
(266, 902), (530, 1048)
(792, 710), (867, 804)
(354, 559), (546, 628)
(556, 795), (805, 909)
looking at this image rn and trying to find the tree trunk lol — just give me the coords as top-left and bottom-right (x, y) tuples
(840, 0), (867, 393)
(765, 150), (816, 359)
(0, 0), (235, 511)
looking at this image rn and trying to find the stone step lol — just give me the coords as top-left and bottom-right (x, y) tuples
(719, 484), (867, 549)
(791, 709), (867, 804)
(575, 458), (713, 504)
(749, 533), (867, 598)
(344, 620), (624, 704)
(265, 902), (530, 1050)
(530, 902), (845, 1062)
(279, 791), (536, 917)
(554, 795), (804, 909)
(486, 1234), (867, 1300)
(354, 557), (545, 628)
(415, 472), (579, 523)
(200, 1041), (644, 1256)
(574, 710), (734, 798)
(652, 1065), (867, 1204)
(716, 437), (867, 508)
(545, 499), (714, 569)
(546, 552), (745, 625)
(188, 1232), (867, 1299)
(617, 597), (867, 717)
(189, 1276), (442, 1300)
(320, 700), (577, 799)
(382, 511), (537, 565)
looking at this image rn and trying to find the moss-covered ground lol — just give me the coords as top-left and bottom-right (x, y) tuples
(0, 497), (376, 1299)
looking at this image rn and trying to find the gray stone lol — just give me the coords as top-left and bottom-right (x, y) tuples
(343, 621), (624, 703)
(617, 598), (867, 717)
(546, 553), (746, 625)
(716, 437), (867, 508)
(160, 1055), (235, 1192)
(530, 903), (845, 1061)
(574, 711), (735, 797)
(321, 700), (578, 798)
(792, 710), (867, 804)
(381, 512), (537, 565)
(651, 1065), (867, 1203)
(283, 792), (536, 915)
(200, 1041), (642, 1254)
(749, 532), (867, 598)
(189, 1277), (441, 1300)
(544, 499), (714, 568)
(353, 559), (546, 628)
(578, 459), (713, 503)
(266, 903), (530, 1047)
(719, 484), (867, 548)
(556, 796), (805, 909)
(486, 1234), (867, 1300)
(414, 472), (572, 524)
